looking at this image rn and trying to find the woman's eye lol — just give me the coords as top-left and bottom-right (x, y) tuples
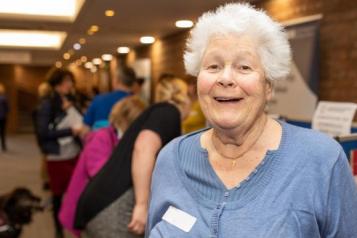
(239, 65), (251, 71)
(206, 64), (220, 71)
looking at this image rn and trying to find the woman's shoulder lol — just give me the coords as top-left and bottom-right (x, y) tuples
(282, 121), (343, 163)
(156, 129), (207, 166)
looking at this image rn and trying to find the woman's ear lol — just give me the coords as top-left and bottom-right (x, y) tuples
(265, 79), (273, 101)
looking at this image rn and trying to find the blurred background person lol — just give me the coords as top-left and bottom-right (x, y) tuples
(74, 77), (190, 238)
(59, 96), (146, 237)
(33, 82), (52, 190)
(0, 83), (9, 152)
(82, 66), (136, 131)
(131, 77), (145, 96)
(35, 68), (82, 238)
(182, 76), (206, 133)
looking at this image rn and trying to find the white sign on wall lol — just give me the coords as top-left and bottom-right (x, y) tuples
(312, 101), (357, 137)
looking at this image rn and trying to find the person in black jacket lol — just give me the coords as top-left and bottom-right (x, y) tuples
(35, 68), (81, 238)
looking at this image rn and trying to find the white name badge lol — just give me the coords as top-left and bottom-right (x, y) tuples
(162, 206), (197, 232)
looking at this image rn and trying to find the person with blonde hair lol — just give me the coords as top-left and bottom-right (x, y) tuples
(147, 3), (357, 238)
(74, 76), (190, 238)
(0, 83), (9, 152)
(182, 76), (206, 133)
(59, 96), (146, 237)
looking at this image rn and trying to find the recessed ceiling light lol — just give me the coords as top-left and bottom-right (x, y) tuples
(73, 43), (81, 50)
(55, 61), (62, 68)
(0, 0), (84, 22)
(175, 20), (193, 28)
(80, 56), (87, 62)
(117, 47), (130, 54)
(79, 38), (86, 44)
(105, 10), (115, 17)
(63, 53), (70, 60)
(90, 67), (97, 73)
(84, 62), (93, 69)
(92, 58), (102, 65)
(0, 30), (66, 49)
(101, 54), (113, 61)
(140, 36), (155, 44)
(89, 25), (99, 32)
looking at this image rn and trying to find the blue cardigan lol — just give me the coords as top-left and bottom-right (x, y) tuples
(147, 122), (357, 238)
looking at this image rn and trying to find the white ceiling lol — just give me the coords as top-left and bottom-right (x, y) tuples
(0, 0), (257, 66)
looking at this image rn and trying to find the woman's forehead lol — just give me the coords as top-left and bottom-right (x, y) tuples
(203, 35), (259, 60)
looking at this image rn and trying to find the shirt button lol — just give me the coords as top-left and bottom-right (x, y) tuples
(216, 204), (221, 209)
(224, 192), (229, 197)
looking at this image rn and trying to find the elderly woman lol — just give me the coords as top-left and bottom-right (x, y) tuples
(146, 3), (357, 238)
(74, 77), (190, 238)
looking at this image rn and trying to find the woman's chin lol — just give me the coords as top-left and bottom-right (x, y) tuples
(210, 118), (243, 130)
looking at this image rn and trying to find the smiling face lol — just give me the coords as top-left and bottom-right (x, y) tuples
(197, 34), (272, 131)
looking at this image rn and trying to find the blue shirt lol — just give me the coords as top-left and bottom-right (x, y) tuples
(83, 90), (130, 129)
(147, 122), (357, 238)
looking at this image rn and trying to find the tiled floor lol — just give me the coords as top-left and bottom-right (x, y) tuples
(0, 134), (74, 238)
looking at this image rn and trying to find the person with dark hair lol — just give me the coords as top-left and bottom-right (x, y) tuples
(0, 83), (9, 152)
(35, 68), (82, 238)
(131, 77), (145, 96)
(82, 66), (136, 130)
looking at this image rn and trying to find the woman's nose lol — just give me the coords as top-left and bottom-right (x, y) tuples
(217, 66), (236, 87)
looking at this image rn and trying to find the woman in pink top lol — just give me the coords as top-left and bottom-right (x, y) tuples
(59, 96), (146, 236)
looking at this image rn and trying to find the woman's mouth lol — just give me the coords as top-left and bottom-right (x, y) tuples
(213, 96), (243, 103)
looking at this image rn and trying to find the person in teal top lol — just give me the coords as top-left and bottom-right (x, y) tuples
(146, 3), (357, 238)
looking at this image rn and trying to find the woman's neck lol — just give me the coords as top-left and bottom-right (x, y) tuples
(211, 115), (269, 159)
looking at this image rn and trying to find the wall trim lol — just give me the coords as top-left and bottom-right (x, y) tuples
(282, 14), (323, 26)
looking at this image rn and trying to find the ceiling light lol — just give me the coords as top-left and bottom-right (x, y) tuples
(105, 10), (115, 17)
(87, 30), (94, 36)
(140, 36), (155, 44)
(55, 61), (62, 68)
(90, 67), (97, 73)
(79, 38), (86, 44)
(73, 43), (81, 50)
(89, 25), (99, 32)
(117, 47), (130, 54)
(84, 62), (93, 69)
(0, 0), (84, 22)
(175, 20), (193, 28)
(101, 54), (113, 61)
(80, 56), (87, 62)
(63, 53), (70, 60)
(92, 58), (102, 65)
(0, 30), (66, 49)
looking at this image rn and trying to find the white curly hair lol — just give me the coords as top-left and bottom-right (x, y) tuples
(184, 3), (291, 81)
